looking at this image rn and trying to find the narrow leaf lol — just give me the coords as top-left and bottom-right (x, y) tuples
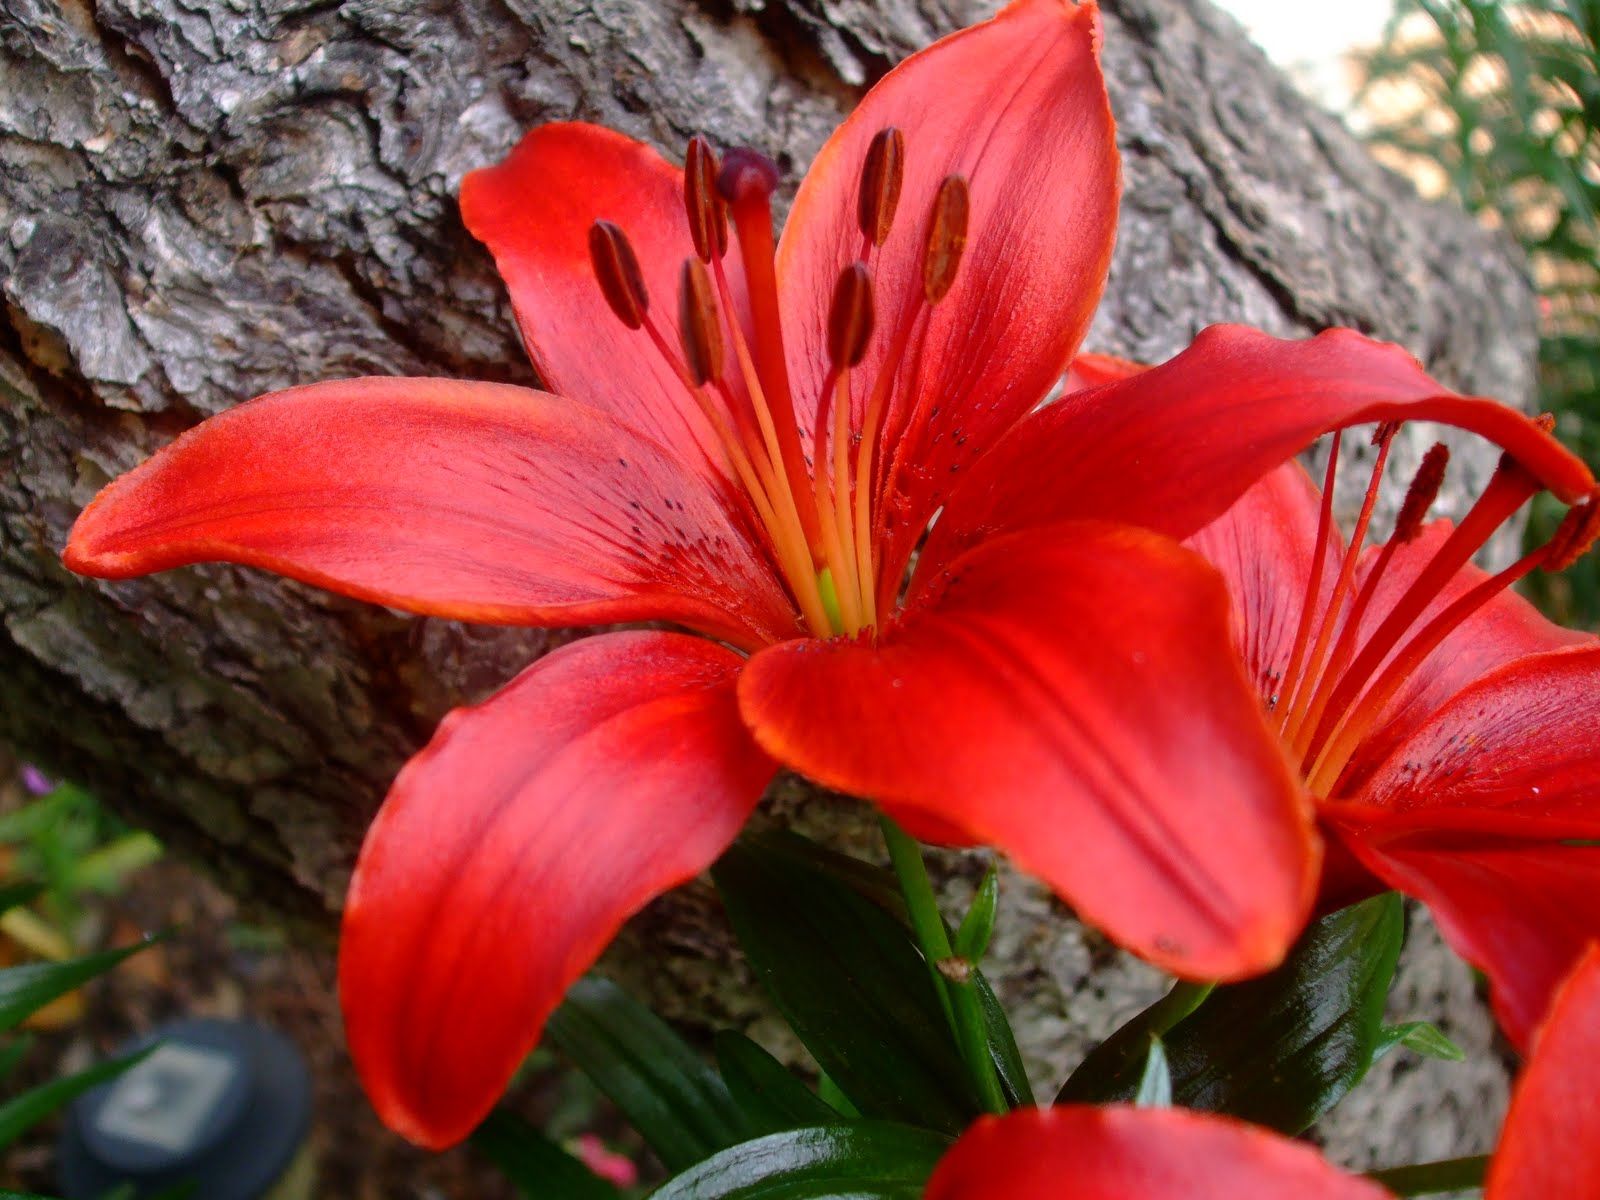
(470, 1108), (624, 1200)
(1133, 1037), (1172, 1109)
(651, 1124), (951, 1200)
(0, 938), (161, 1033)
(0, 1047), (150, 1147)
(713, 1032), (839, 1136)
(1057, 978), (1213, 1103)
(714, 840), (979, 1133)
(545, 977), (743, 1172)
(1375, 1021), (1466, 1064)
(952, 869), (998, 962)
(974, 973), (1035, 1107)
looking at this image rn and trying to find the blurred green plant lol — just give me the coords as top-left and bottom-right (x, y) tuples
(1358, 0), (1600, 624)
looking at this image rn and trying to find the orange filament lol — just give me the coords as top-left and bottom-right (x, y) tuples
(589, 128), (965, 641)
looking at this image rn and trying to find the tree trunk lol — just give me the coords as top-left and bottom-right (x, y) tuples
(1, 0), (1531, 1167)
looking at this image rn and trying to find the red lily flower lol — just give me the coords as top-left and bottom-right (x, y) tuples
(925, 944), (1600, 1199)
(1181, 414), (1600, 1051)
(61, 0), (1593, 1149)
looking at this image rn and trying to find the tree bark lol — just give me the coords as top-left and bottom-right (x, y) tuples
(2, 0), (1532, 1166)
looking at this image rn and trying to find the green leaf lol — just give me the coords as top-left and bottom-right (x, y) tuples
(470, 1108), (624, 1200)
(952, 869), (998, 963)
(713, 840), (979, 1134)
(1366, 1154), (1491, 1196)
(1059, 894), (1405, 1134)
(1133, 1038), (1172, 1109)
(0, 1046), (151, 1148)
(1375, 1021), (1467, 1064)
(713, 1032), (840, 1136)
(1056, 979), (1213, 1104)
(651, 1124), (952, 1200)
(545, 977), (744, 1172)
(0, 1035), (34, 1083)
(973, 973), (1034, 1108)
(0, 938), (161, 1033)
(0, 883), (43, 917)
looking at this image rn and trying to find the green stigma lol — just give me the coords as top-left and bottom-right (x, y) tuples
(817, 567), (846, 635)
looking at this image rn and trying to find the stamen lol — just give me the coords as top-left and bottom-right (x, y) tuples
(857, 127), (906, 248)
(1274, 431), (1343, 727)
(827, 262), (875, 369)
(923, 175), (970, 304)
(684, 135), (728, 263)
(678, 258), (724, 386)
(1391, 443), (1451, 543)
(588, 220), (649, 330)
(1543, 497), (1600, 573)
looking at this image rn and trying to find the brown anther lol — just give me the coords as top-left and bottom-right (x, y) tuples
(1543, 498), (1600, 573)
(1535, 412), (1557, 433)
(827, 262), (875, 368)
(588, 220), (649, 330)
(1392, 443), (1450, 543)
(1372, 421), (1400, 446)
(922, 174), (970, 305)
(684, 136), (727, 262)
(717, 147), (780, 205)
(678, 258), (724, 386)
(857, 127), (905, 247)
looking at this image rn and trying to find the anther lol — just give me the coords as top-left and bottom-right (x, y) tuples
(1544, 498), (1600, 572)
(857, 127), (905, 247)
(923, 175), (970, 304)
(588, 220), (649, 330)
(827, 262), (875, 369)
(1391, 443), (1449, 543)
(1372, 421), (1399, 446)
(678, 258), (724, 386)
(684, 136), (727, 263)
(717, 147), (781, 205)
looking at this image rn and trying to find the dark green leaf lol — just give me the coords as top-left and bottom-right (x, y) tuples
(714, 840), (979, 1133)
(1059, 895), (1405, 1134)
(546, 977), (744, 1172)
(0, 883), (43, 917)
(470, 1108), (624, 1200)
(651, 1124), (952, 1200)
(0, 1047), (151, 1148)
(0, 938), (161, 1033)
(1366, 1154), (1491, 1196)
(973, 973), (1034, 1108)
(1375, 1021), (1466, 1064)
(713, 1032), (840, 1136)
(1056, 979), (1212, 1104)
(1133, 1038), (1172, 1109)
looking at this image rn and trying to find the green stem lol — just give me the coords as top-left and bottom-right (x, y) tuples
(879, 815), (1008, 1115)
(1365, 1154), (1491, 1196)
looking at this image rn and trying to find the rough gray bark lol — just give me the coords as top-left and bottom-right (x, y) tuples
(1, 0), (1532, 1168)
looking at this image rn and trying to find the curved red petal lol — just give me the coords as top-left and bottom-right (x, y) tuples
(64, 377), (796, 648)
(1329, 644), (1600, 1046)
(1488, 946), (1600, 1200)
(740, 522), (1316, 980)
(1186, 460), (1343, 707)
(923, 325), (1596, 582)
(1332, 520), (1592, 793)
(460, 122), (749, 479)
(925, 1106), (1391, 1200)
(338, 631), (775, 1148)
(777, 0), (1118, 568)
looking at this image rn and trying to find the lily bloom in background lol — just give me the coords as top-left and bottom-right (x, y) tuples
(63, 0), (1593, 1149)
(1185, 419), (1600, 1050)
(926, 945), (1600, 1198)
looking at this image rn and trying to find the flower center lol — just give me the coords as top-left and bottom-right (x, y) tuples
(1269, 422), (1600, 797)
(587, 129), (969, 640)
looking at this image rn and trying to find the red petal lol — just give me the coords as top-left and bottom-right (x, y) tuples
(777, 0), (1118, 572)
(1185, 460), (1343, 706)
(460, 123), (748, 479)
(1333, 520), (1591, 792)
(338, 631), (774, 1148)
(923, 325), (1596, 582)
(1488, 946), (1600, 1200)
(739, 522), (1316, 980)
(1328, 644), (1600, 1047)
(926, 1106), (1391, 1200)
(64, 377), (796, 649)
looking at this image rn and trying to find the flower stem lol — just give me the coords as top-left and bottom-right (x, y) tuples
(1364, 1154), (1491, 1196)
(879, 814), (1009, 1115)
